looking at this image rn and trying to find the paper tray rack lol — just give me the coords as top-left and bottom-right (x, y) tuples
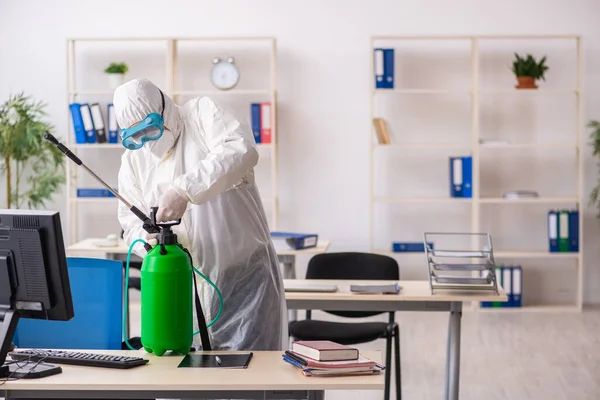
(423, 232), (499, 295)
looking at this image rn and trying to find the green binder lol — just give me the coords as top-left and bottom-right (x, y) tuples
(492, 266), (502, 308)
(558, 210), (569, 252)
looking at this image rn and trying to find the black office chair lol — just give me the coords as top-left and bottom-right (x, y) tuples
(288, 252), (401, 400)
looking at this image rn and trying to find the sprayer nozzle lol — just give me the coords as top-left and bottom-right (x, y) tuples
(44, 132), (59, 145)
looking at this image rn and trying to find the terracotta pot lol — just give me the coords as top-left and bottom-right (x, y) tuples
(515, 76), (537, 89)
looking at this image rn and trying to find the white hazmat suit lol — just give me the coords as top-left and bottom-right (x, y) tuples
(114, 78), (287, 351)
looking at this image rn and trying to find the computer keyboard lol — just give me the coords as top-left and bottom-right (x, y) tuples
(9, 349), (149, 369)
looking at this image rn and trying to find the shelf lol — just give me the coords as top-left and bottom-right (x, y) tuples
(69, 197), (118, 203)
(494, 250), (579, 258)
(476, 305), (579, 313)
(479, 142), (578, 149)
(373, 89), (471, 95)
(479, 89), (578, 95)
(374, 196), (472, 203)
(479, 197), (579, 204)
(69, 91), (114, 96)
(173, 90), (271, 96)
(375, 143), (472, 149)
(69, 144), (124, 149)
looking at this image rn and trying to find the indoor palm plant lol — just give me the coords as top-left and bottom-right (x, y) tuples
(0, 92), (65, 209)
(589, 120), (600, 216)
(511, 53), (549, 89)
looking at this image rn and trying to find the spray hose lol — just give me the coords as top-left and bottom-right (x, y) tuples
(123, 239), (224, 351)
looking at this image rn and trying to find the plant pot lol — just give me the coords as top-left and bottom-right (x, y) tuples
(108, 73), (125, 90)
(515, 76), (537, 89)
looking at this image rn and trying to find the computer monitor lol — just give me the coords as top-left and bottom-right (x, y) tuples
(0, 209), (74, 379)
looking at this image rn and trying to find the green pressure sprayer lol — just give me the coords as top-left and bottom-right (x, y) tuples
(44, 133), (222, 355)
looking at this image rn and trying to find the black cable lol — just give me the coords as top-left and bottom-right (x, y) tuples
(0, 350), (50, 386)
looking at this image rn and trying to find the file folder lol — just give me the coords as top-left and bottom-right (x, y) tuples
(512, 266), (522, 307)
(503, 266), (512, 308)
(69, 103), (87, 144)
(383, 48), (394, 89)
(374, 48), (385, 88)
(79, 104), (97, 143)
(462, 156), (472, 198)
(260, 103), (272, 144)
(90, 103), (107, 143)
(492, 267), (502, 308)
(392, 242), (434, 252)
(558, 210), (569, 252)
(107, 104), (119, 144)
(449, 157), (463, 197)
(250, 103), (261, 143)
(568, 210), (579, 252)
(548, 210), (558, 252)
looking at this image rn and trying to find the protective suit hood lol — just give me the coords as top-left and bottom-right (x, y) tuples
(113, 78), (183, 153)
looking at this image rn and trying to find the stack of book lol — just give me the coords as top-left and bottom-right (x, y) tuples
(282, 340), (384, 377)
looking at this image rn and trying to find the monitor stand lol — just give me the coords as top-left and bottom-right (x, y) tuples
(0, 310), (62, 379)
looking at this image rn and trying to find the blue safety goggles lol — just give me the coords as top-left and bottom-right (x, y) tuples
(120, 90), (166, 150)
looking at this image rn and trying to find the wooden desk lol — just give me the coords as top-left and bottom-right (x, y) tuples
(67, 238), (331, 279)
(284, 279), (508, 400)
(2, 350), (383, 399)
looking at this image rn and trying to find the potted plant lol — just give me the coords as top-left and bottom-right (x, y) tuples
(511, 53), (548, 89)
(0, 93), (65, 209)
(104, 62), (129, 89)
(588, 120), (600, 216)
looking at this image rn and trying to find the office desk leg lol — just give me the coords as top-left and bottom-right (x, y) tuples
(444, 302), (462, 400)
(278, 254), (297, 322)
(308, 390), (325, 400)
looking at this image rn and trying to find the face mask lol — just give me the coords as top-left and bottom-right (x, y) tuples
(146, 128), (176, 160)
(119, 89), (166, 151)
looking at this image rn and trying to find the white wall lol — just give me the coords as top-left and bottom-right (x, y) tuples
(1, 0), (600, 303)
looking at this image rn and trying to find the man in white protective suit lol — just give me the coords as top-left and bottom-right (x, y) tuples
(113, 77), (287, 351)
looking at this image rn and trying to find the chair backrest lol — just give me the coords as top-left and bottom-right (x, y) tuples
(13, 257), (123, 350)
(306, 252), (400, 318)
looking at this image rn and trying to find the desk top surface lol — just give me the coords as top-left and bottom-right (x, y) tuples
(3, 350), (383, 392)
(284, 279), (507, 302)
(67, 238), (331, 256)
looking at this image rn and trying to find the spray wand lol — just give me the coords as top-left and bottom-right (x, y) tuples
(44, 133), (159, 252)
(44, 132), (221, 352)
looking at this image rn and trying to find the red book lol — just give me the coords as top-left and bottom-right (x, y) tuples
(291, 340), (359, 361)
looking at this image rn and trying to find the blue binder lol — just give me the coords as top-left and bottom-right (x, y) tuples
(271, 232), (318, 250)
(79, 103), (97, 143)
(462, 156), (472, 198)
(568, 210), (579, 252)
(374, 48), (394, 89)
(548, 210), (558, 252)
(449, 157), (463, 197)
(107, 104), (119, 144)
(392, 242), (434, 252)
(69, 103), (87, 144)
(77, 188), (116, 198)
(251, 103), (261, 143)
(383, 48), (394, 89)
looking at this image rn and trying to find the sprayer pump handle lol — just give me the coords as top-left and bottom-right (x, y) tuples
(150, 207), (182, 228)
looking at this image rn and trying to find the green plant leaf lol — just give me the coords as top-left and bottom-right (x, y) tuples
(0, 92), (65, 209)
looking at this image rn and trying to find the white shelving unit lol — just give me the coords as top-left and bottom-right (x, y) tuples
(369, 34), (583, 311)
(65, 36), (278, 245)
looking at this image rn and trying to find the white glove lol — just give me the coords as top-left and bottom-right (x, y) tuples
(145, 232), (158, 247)
(156, 187), (189, 223)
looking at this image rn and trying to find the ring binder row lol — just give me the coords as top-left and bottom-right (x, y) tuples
(423, 232), (500, 295)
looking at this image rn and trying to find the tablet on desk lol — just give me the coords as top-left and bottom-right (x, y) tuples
(284, 283), (339, 293)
